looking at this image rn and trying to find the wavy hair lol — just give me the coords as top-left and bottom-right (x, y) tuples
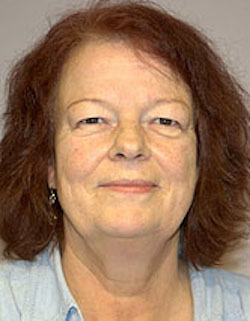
(0, 0), (249, 268)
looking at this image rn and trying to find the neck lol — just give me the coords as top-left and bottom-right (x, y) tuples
(61, 227), (192, 320)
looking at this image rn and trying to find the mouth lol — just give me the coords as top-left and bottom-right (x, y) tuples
(100, 185), (157, 194)
(99, 179), (158, 187)
(99, 179), (158, 194)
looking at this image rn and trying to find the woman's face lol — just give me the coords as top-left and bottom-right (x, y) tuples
(49, 41), (198, 242)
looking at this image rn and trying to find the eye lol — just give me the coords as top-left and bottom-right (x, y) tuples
(76, 117), (106, 126)
(152, 118), (180, 127)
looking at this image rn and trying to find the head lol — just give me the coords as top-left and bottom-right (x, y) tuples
(0, 0), (249, 268)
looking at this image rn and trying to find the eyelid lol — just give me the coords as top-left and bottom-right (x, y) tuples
(74, 117), (184, 136)
(76, 117), (107, 126)
(75, 117), (181, 125)
(152, 118), (180, 126)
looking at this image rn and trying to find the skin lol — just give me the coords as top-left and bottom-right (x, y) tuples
(48, 40), (198, 320)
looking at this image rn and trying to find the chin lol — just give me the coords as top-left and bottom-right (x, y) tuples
(97, 219), (158, 239)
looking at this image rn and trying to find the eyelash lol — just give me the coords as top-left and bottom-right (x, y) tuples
(77, 117), (180, 127)
(152, 118), (179, 127)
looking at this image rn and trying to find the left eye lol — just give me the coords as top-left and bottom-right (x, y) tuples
(152, 118), (179, 127)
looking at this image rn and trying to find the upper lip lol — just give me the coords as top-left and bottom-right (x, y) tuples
(99, 179), (158, 187)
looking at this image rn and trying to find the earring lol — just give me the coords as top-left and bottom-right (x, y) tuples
(49, 189), (57, 205)
(48, 189), (58, 225)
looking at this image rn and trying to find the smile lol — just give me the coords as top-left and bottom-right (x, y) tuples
(100, 185), (157, 194)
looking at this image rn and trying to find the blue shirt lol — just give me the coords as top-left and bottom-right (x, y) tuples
(0, 243), (250, 321)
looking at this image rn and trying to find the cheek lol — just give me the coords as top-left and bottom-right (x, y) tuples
(172, 146), (196, 180)
(56, 138), (106, 183)
(55, 131), (197, 187)
(154, 137), (197, 182)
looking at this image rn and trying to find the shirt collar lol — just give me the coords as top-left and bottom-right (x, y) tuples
(49, 243), (84, 320)
(26, 243), (244, 321)
(20, 242), (84, 320)
(189, 265), (245, 321)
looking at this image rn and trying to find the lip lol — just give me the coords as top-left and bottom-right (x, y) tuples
(100, 185), (156, 194)
(99, 179), (158, 187)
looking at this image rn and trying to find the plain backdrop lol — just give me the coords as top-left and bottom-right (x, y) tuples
(0, 0), (249, 275)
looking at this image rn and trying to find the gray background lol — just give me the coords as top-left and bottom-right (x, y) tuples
(0, 0), (249, 274)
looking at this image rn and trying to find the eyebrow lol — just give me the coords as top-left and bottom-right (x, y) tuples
(67, 98), (114, 112)
(66, 98), (191, 112)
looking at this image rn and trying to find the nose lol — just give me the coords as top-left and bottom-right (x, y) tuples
(108, 124), (151, 162)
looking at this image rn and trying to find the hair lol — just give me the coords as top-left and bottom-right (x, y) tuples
(0, 0), (249, 268)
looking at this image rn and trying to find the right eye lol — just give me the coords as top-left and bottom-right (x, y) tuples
(76, 117), (107, 126)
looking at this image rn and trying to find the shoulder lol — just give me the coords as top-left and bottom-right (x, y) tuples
(0, 246), (53, 289)
(0, 246), (60, 319)
(0, 256), (36, 318)
(199, 267), (250, 302)
(190, 266), (250, 320)
(200, 267), (250, 289)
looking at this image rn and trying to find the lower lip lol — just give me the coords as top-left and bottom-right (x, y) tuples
(101, 185), (156, 193)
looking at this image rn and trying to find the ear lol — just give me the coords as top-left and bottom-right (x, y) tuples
(48, 162), (57, 189)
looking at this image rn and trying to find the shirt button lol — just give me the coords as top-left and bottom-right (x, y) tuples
(66, 306), (80, 321)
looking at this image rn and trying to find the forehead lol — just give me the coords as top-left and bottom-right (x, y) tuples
(57, 40), (193, 109)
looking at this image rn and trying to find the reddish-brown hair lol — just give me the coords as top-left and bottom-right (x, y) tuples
(0, 0), (249, 268)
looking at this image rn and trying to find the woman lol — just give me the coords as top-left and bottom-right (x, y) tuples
(0, 1), (250, 320)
